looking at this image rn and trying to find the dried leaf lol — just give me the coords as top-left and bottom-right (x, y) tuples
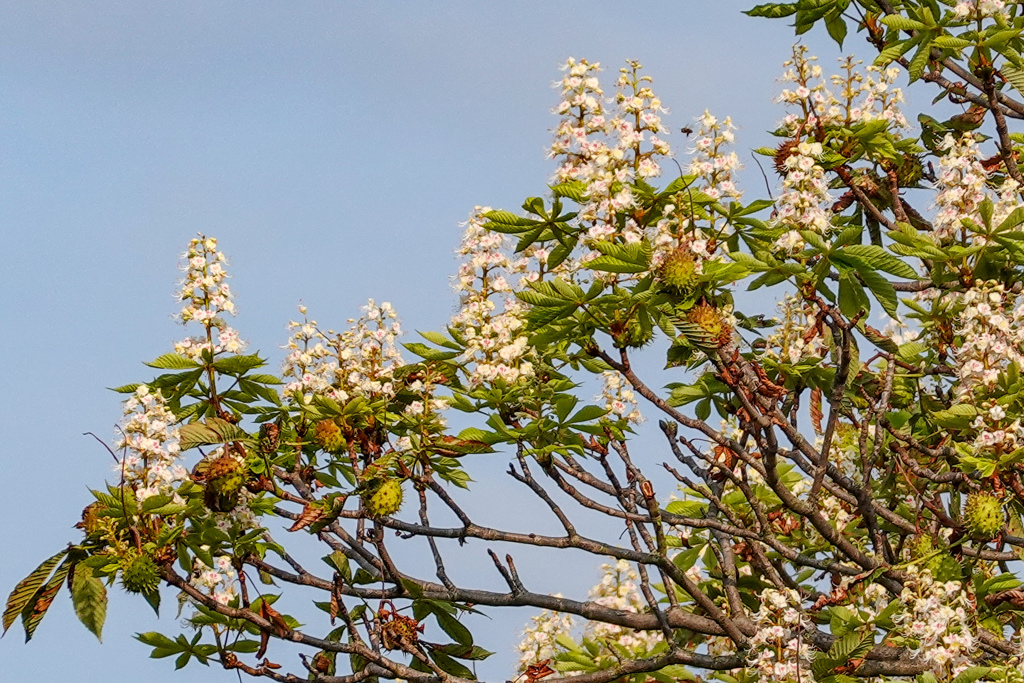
(288, 504), (324, 533)
(525, 659), (556, 683)
(811, 387), (823, 435)
(986, 589), (1024, 608)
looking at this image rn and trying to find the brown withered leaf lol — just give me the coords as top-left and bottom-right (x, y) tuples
(753, 362), (786, 399)
(312, 652), (332, 673)
(329, 587), (340, 625)
(524, 659), (556, 683)
(256, 630), (269, 660)
(810, 387), (823, 435)
(985, 589), (1024, 609)
(288, 504), (324, 533)
(835, 657), (865, 675)
(255, 599), (290, 659)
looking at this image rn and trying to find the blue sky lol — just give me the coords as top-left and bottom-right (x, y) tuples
(0, 3), (853, 680)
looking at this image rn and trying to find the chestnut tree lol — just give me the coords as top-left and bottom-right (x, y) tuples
(11, 2), (1024, 683)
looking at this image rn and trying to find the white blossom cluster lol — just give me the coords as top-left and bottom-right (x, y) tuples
(549, 58), (669, 240)
(515, 597), (575, 675)
(648, 111), (738, 270)
(773, 139), (833, 240)
(777, 49), (907, 134)
(191, 554), (239, 606)
(515, 561), (665, 677)
(773, 48), (909, 242)
(598, 371), (642, 424)
(762, 294), (829, 366)
(172, 235), (248, 361)
(687, 111), (742, 204)
(177, 235), (236, 323)
(173, 327), (247, 362)
(583, 560), (663, 653)
(947, 284), (1024, 461)
(280, 308), (335, 401)
(827, 56), (908, 129)
(747, 587), (815, 683)
(933, 134), (990, 241)
(281, 300), (406, 403)
(955, 283), (1024, 396)
(953, 0), (1011, 20)
(891, 566), (977, 676)
(451, 208), (536, 388)
(115, 385), (187, 503)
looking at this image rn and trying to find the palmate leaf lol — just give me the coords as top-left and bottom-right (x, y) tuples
(3, 548), (67, 635)
(71, 564), (107, 642)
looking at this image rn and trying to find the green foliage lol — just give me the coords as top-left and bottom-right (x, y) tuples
(17, 5), (1024, 683)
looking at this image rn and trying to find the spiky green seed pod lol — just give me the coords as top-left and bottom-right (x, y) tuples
(907, 533), (934, 560)
(686, 303), (730, 346)
(204, 454), (245, 512)
(964, 492), (1004, 540)
(121, 553), (161, 594)
(363, 479), (403, 518)
(657, 248), (700, 296)
(314, 419), (345, 453)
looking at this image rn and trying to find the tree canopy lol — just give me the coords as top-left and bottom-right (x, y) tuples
(12, 2), (1024, 683)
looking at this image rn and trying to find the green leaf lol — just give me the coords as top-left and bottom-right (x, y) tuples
(431, 643), (494, 660)
(839, 244), (917, 279)
(418, 330), (461, 350)
(838, 272), (869, 318)
(403, 342), (460, 361)
(212, 353), (266, 375)
(952, 667), (992, 683)
(880, 15), (927, 31)
(566, 405), (608, 424)
(178, 417), (249, 450)
(244, 373), (283, 385)
(71, 565), (107, 642)
(430, 649), (476, 679)
(136, 631), (184, 656)
(455, 427), (503, 445)
(1003, 64), (1024, 96)
(933, 36), (972, 50)
(825, 13), (847, 48)
(744, 2), (798, 18)
(434, 609), (473, 646)
(873, 39), (914, 67)
(146, 354), (201, 370)
(666, 500), (708, 517)
(3, 548), (67, 635)
(907, 40), (931, 82)
(550, 181), (588, 202)
(930, 403), (978, 428)
(586, 255), (648, 274)
(858, 267), (899, 318)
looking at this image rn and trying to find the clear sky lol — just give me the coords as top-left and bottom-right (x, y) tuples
(0, 3), (854, 680)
